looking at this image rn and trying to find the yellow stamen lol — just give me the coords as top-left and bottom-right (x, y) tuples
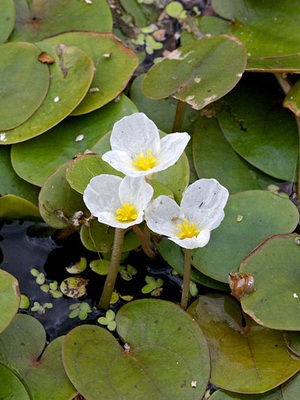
(177, 218), (200, 239)
(116, 203), (138, 222)
(133, 149), (158, 171)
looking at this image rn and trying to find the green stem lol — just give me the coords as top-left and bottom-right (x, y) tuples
(172, 100), (187, 132)
(132, 225), (157, 259)
(98, 228), (125, 310)
(181, 248), (192, 310)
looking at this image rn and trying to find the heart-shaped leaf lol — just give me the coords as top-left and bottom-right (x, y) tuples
(282, 372), (300, 400)
(210, 388), (283, 400)
(3, 42), (94, 144)
(0, 269), (20, 333)
(218, 74), (299, 181)
(142, 35), (247, 110)
(0, 42), (49, 131)
(11, 95), (137, 186)
(193, 115), (280, 193)
(63, 299), (210, 399)
(188, 294), (300, 393)
(240, 234), (300, 330)
(192, 190), (299, 283)
(10, 0), (112, 42)
(42, 31), (138, 115)
(0, 363), (30, 399)
(0, 195), (41, 221)
(0, 314), (76, 399)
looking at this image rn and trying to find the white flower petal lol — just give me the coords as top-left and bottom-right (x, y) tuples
(102, 150), (138, 176)
(83, 174), (121, 217)
(110, 113), (161, 157)
(119, 176), (154, 210)
(181, 178), (229, 230)
(158, 132), (190, 169)
(170, 229), (210, 249)
(145, 195), (183, 237)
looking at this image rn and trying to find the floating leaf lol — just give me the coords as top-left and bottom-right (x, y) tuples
(210, 388), (283, 399)
(10, 0), (112, 42)
(0, 269), (20, 333)
(11, 95), (137, 186)
(188, 294), (300, 393)
(193, 115), (280, 193)
(284, 79), (300, 117)
(63, 299), (210, 399)
(0, 195), (41, 221)
(0, 314), (76, 399)
(192, 191), (299, 283)
(90, 259), (110, 275)
(2, 42), (94, 144)
(0, 0), (15, 44)
(66, 258), (87, 274)
(142, 35), (247, 110)
(218, 74), (299, 181)
(0, 42), (49, 131)
(282, 372), (300, 400)
(39, 161), (89, 229)
(240, 234), (300, 330)
(42, 31), (138, 115)
(0, 363), (30, 399)
(60, 277), (88, 299)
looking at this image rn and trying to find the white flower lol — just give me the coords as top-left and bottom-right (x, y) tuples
(102, 113), (190, 177)
(83, 175), (154, 229)
(145, 178), (229, 249)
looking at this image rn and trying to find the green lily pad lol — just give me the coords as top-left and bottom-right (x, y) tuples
(0, 0), (15, 44)
(193, 115), (280, 193)
(10, 0), (112, 42)
(0, 146), (39, 205)
(80, 219), (141, 253)
(282, 372), (300, 399)
(0, 314), (76, 399)
(63, 299), (210, 399)
(239, 234), (300, 330)
(0, 195), (41, 221)
(210, 388), (282, 400)
(218, 74), (299, 181)
(211, 0), (300, 70)
(0, 42), (50, 131)
(42, 31), (138, 115)
(192, 190), (299, 283)
(284, 79), (300, 117)
(188, 294), (300, 393)
(0, 364), (30, 400)
(11, 95), (137, 186)
(2, 42), (94, 144)
(0, 269), (20, 333)
(39, 161), (89, 229)
(142, 35), (247, 110)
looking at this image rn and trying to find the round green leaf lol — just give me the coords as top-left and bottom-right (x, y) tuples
(240, 234), (300, 330)
(193, 115), (280, 193)
(39, 161), (89, 229)
(10, 0), (112, 42)
(42, 31), (138, 115)
(0, 146), (39, 205)
(0, 42), (49, 131)
(210, 388), (283, 400)
(0, 269), (20, 333)
(63, 299), (210, 399)
(142, 35), (247, 110)
(11, 95), (137, 186)
(188, 294), (300, 393)
(0, 364), (30, 400)
(218, 75), (299, 181)
(0, 314), (76, 399)
(2, 42), (94, 144)
(0, 0), (15, 44)
(0, 195), (41, 221)
(192, 191), (299, 283)
(282, 372), (300, 400)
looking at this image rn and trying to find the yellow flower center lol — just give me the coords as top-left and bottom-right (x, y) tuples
(133, 149), (158, 171)
(177, 218), (200, 239)
(116, 203), (138, 222)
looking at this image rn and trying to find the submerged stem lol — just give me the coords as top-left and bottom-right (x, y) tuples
(172, 100), (187, 132)
(181, 248), (192, 310)
(98, 228), (125, 310)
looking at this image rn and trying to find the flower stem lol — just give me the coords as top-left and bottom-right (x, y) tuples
(172, 100), (187, 132)
(132, 225), (157, 259)
(98, 228), (125, 310)
(181, 248), (192, 310)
